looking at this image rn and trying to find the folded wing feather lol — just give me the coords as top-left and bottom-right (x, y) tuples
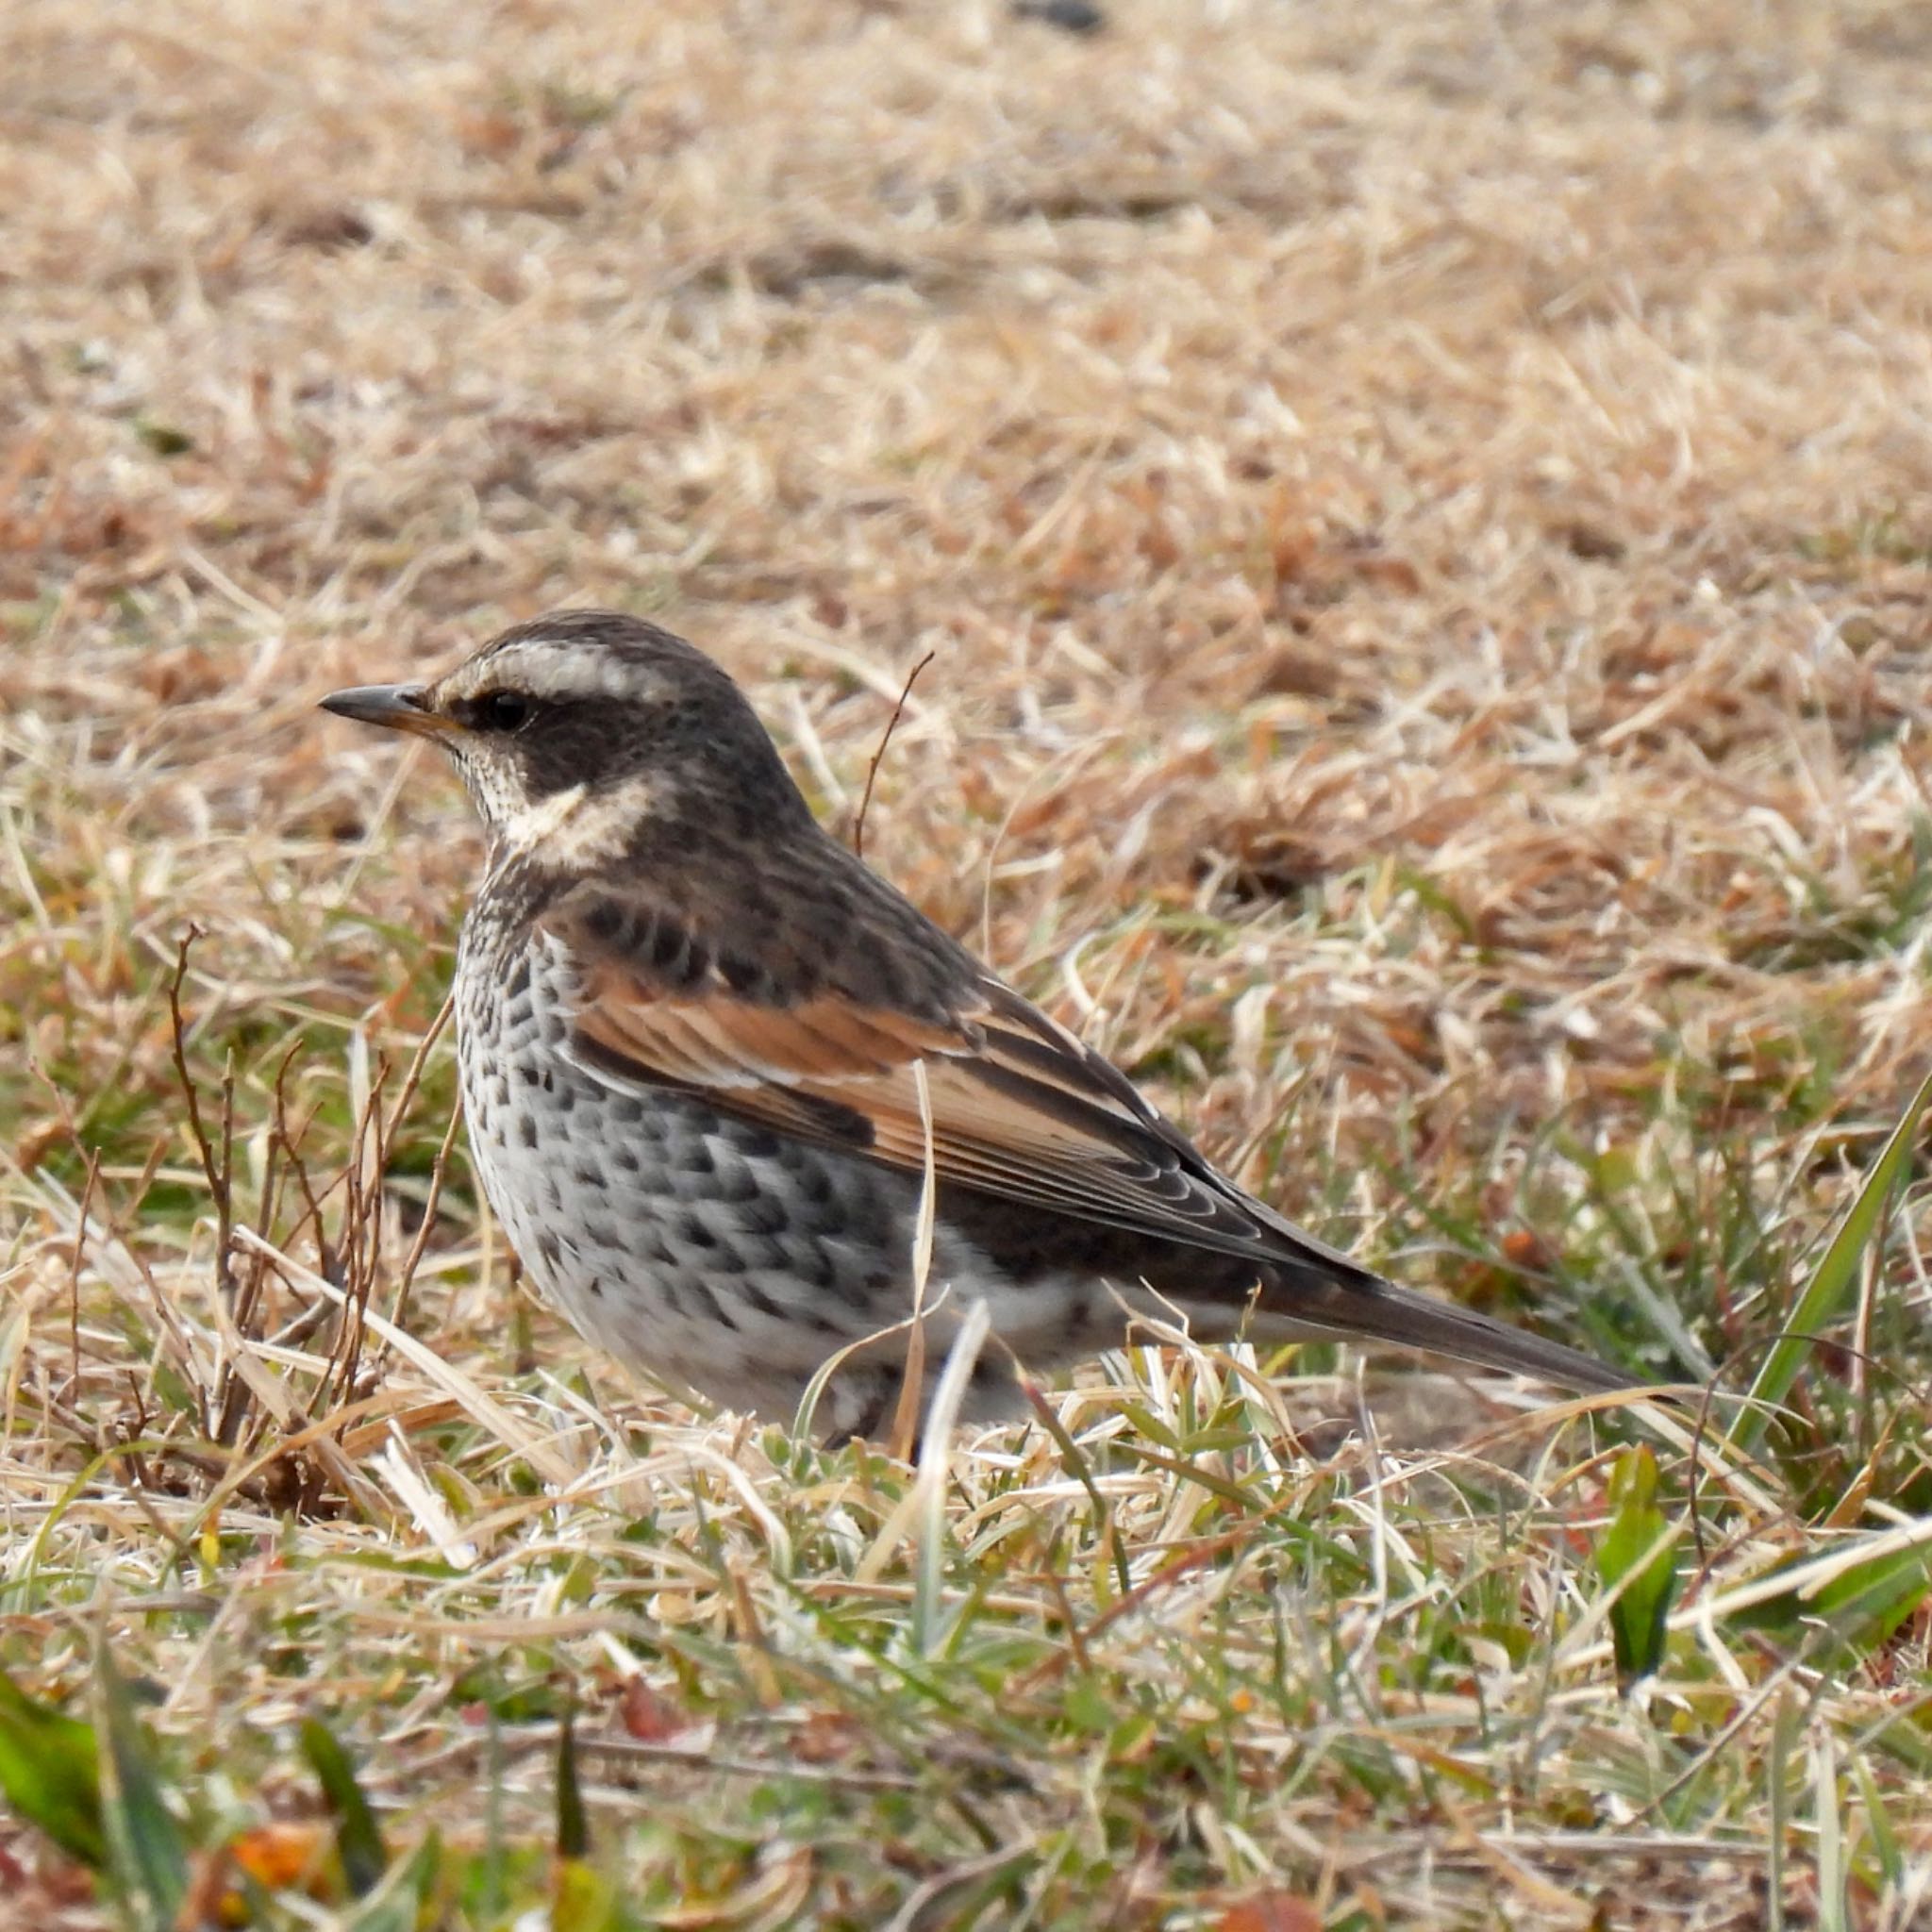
(546, 892), (1297, 1266)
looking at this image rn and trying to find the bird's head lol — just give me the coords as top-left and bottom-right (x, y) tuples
(320, 609), (813, 866)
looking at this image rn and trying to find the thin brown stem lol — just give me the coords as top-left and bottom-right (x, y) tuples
(852, 650), (935, 860)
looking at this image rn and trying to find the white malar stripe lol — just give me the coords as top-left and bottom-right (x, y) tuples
(499, 775), (657, 865)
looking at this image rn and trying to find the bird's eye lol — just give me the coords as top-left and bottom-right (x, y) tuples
(474, 691), (535, 732)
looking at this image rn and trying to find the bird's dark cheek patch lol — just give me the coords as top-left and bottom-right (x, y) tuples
(518, 743), (588, 799)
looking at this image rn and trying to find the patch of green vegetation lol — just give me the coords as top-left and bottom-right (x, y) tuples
(132, 417), (194, 458)
(1124, 1015), (1234, 1085)
(1796, 508), (1932, 570)
(1730, 817), (1932, 974)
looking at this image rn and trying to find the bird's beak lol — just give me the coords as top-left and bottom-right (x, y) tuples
(318, 683), (452, 739)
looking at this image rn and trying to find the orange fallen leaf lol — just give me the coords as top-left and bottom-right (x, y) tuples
(229, 1822), (331, 1890)
(1217, 1894), (1323, 1932)
(178, 1822), (333, 1928)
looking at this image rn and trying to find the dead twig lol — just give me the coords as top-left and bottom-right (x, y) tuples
(852, 650), (935, 861)
(167, 928), (233, 1303)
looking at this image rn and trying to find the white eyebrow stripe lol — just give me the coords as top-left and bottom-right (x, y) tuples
(440, 641), (672, 706)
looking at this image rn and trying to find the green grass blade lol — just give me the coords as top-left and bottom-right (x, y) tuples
(1594, 1445), (1677, 1685)
(555, 1708), (588, 1862)
(0, 1670), (106, 1869)
(300, 1715), (389, 1896)
(550, 1711), (622, 1932)
(1810, 1540), (1932, 1646)
(92, 1650), (188, 1930)
(1812, 1735), (1845, 1932)
(1731, 1068), (1932, 1454)
(1767, 1690), (1798, 1932)
(1852, 1752), (1903, 1890)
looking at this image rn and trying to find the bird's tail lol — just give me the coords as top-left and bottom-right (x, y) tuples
(1239, 1257), (1641, 1396)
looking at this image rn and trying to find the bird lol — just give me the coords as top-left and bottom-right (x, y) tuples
(322, 609), (1637, 1440)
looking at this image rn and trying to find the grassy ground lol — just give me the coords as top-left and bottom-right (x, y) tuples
(6, 0), (1932, 1924)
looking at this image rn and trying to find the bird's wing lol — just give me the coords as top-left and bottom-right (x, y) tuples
(538, 883), (1321, 1272)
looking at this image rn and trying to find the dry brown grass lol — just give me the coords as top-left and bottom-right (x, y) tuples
(6, 2), (1932, 1926)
